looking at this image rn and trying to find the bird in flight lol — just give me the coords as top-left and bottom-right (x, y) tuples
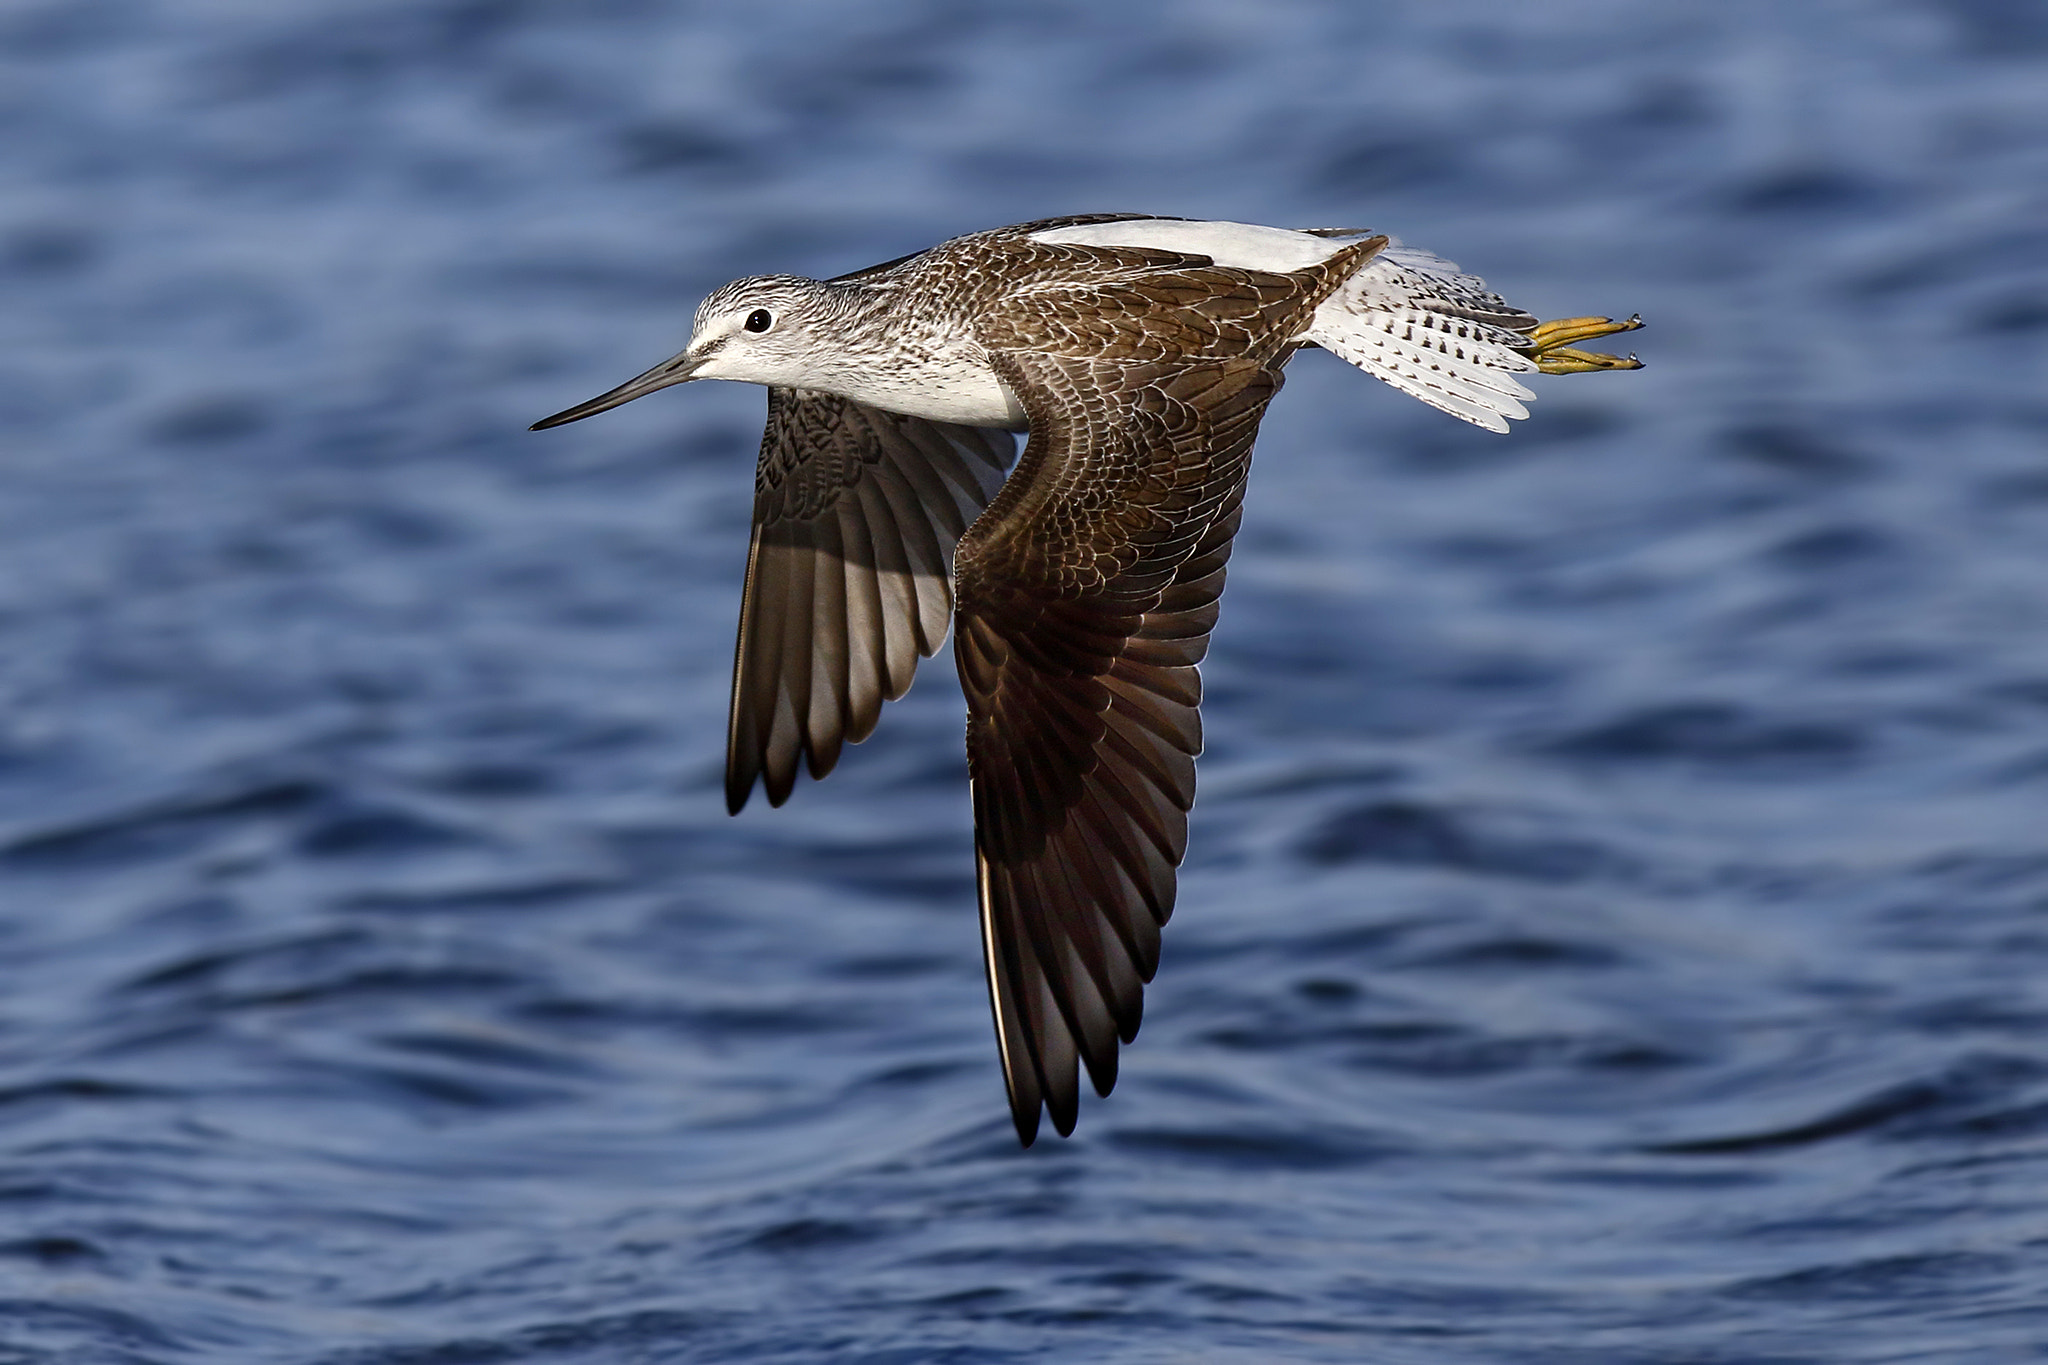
(533, 215), (1642, 1144)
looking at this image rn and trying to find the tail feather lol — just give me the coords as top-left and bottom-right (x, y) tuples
(1303, 244), (1545, 435)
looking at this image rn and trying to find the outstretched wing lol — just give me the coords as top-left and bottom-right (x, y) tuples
(728, 389), (1014, 811)
(954, 349), (1279, 1143)
(952, 239), (1377, 1145)
(1302, 232), (1545, 433)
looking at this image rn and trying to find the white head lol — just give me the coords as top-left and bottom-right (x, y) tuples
(531, 273), (847, 430)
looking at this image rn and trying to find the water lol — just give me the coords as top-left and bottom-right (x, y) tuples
(3, 1), (2047, 1360)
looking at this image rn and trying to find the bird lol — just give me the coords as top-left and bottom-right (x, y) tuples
(532, 214), (1642, 1145)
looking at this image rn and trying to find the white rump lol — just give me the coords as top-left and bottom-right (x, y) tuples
(1029, 218), (1355, 273)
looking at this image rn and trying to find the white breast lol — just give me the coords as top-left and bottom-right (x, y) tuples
(835, 357), (1028, 430)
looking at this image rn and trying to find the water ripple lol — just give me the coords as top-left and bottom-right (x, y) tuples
(0, 1), (2043, 1361)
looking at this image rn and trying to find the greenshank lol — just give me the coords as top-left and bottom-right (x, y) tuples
(533, 214), (1643, 1144)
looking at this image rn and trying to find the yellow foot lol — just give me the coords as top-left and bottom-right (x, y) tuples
(1526, 314), (1644, 374)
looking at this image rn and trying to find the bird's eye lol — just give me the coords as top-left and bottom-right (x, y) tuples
(744, 309), (773, 333)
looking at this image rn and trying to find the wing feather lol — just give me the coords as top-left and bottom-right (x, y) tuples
(726, 389), (1015, 813)
(831, 496), (890, 743)
(955, 343), (1289, 1142)
(803, 506), (851, 777)
(867, 451), (954, 651)
(850, 474), (924, 699)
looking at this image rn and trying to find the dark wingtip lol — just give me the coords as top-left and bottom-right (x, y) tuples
(1050, 1102), (1078, 1139)
(725, 752), (759, 815)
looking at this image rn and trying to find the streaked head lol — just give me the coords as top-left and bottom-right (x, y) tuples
(530, 274), (840, 430)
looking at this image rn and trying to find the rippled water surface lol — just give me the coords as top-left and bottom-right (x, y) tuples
(5, 2), (2048, 1360)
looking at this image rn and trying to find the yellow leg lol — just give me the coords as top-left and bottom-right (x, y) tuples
(1527, 313), (1644, 374)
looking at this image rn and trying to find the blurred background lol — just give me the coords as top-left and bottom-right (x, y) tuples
(3, 1), (2047, 1360)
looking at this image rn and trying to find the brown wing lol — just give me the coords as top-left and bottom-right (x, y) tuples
(954, 349), (1281, 1144)
(953, 238), (1381, 1144)
(728, 389), (1014, 812)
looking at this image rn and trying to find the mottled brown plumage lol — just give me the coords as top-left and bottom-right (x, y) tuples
(532, 214), (1644, 1144)
(945, 233), (1382, 1139)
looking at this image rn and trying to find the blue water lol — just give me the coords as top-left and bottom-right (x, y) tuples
(4, 1), (2047, 1360)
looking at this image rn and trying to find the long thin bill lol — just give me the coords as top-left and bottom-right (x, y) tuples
(530, 350), (699, 430)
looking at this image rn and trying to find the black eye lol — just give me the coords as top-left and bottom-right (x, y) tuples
(744, 309), (773, 333)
